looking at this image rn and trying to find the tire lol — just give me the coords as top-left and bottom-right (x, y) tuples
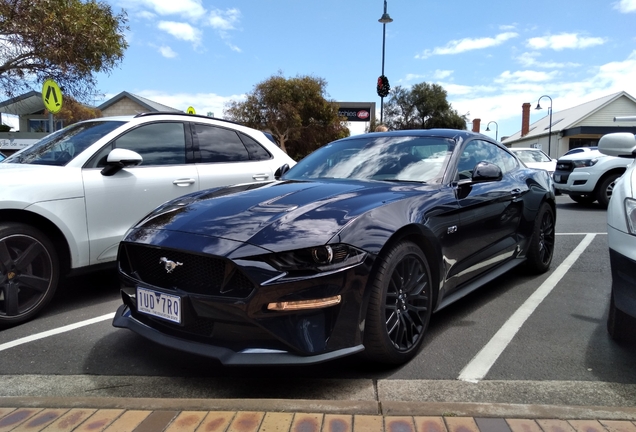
(362, 241), (433, 365)
(0, 223), (60, 327)
(525, 203), (555, 274)
(595, 173), (621, 209)
(607, 291), (636, 341)
(569, 194), (595, 205)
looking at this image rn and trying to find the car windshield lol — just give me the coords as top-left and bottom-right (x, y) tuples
(284, 135), (455, 183)
(514, 149), (551, 163)
(3, 120), (126, 166)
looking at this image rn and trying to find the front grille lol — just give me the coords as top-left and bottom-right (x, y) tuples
(556, 161), (574, 172)
(119, 243), (255, 298)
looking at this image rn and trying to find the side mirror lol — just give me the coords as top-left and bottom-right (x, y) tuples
(472, 161), (503, 183)
(101, 148), (143, 176)
(598, 133), (636, 158)
(275, 163), (290, 180)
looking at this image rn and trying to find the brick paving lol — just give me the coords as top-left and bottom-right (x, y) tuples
(1, 408), (636, 432)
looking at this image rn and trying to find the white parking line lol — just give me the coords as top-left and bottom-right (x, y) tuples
(0, 313), (115, 353)
(458, 233), (596, 383)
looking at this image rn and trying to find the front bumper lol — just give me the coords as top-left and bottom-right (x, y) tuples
(553, 169), (597, 194)
(113, 304), (364, 365)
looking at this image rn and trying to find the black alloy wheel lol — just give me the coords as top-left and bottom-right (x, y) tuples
(363, 241), (433, 364)
(525, 203), (555, 274)
(0, 223), (59, 327)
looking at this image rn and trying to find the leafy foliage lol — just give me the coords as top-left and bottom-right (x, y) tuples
(46, 97), (101, 124)
(384, 83), (468, 131)
(0, 0), (128, 101)
(224, 73), (350, 160)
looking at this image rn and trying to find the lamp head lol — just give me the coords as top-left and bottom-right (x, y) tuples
(485, 126), (491, 131)
(378, 13), (393, 23)
(535, 103), (542, 110)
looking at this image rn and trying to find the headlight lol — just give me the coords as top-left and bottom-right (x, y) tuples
(572, 158), (599, 168)
(625, 198), (636, 235)
(267, 244), (367, 273)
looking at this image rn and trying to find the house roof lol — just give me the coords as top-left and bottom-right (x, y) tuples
(0, 91), (45, 115)
(97, 91), (182, 113)
(502, 91), (636, 144)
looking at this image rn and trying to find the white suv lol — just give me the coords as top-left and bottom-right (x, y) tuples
(552, 147), (631, 208)
(598, 132), (636, 340)
(0, 112), (296, 326)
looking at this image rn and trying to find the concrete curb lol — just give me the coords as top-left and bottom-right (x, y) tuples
(2, 397), (636, 420)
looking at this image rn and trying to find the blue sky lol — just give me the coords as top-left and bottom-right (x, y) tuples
(83, 0), (636, 139)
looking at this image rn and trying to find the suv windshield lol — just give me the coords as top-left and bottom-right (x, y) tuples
(4, 120), (126, 166)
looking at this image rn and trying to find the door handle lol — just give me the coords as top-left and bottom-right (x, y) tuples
(252, 173), (270, 181)
(173, 178), (196, 187)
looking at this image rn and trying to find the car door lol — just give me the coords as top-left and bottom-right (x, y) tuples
(191, 123), (275, 190)
(445, 139), (526, 291)
(82, 121), (199, 264)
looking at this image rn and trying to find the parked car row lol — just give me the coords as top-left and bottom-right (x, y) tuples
(0, 112), (296, 327)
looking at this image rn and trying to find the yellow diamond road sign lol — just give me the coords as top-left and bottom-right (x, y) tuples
(42, 79), (63, 114)
(187, 106), (196, 115)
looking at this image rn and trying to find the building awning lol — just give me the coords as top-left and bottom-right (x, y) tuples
(0, 91), (44, 115)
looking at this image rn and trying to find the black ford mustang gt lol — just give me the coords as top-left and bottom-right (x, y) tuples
(113, 129), (556, 366)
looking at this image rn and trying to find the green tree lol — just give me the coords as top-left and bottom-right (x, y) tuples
(224, 73), (350, 160)
(0, 0), (128, 101)
(46, 96), (101, 124)
(384, 83), (468, 131)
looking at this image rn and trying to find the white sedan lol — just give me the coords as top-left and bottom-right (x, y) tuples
(0, 113), (295, 327)
(510, 147), (556, 176)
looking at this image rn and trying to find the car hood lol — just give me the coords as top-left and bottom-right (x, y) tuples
(557, 150), (605, 161)
(0, 164), (84, 205)
(133, 179), (435, 251)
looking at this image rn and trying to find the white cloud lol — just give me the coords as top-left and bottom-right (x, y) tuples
(416, 32), (518, 59)
(496, 70), (558, 83)
(207, 8), (240, 31)
(433, 70), (453, 79)
(157, 21), (202, 45)
(614, 0), (636, 12)
(526, 33), (606, 50)
(125, 0), (206, 20)
(516, 52), (581, 68)
(158, 45), (177, 58)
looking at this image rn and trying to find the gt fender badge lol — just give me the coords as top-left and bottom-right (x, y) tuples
(159, 257), (183, 273)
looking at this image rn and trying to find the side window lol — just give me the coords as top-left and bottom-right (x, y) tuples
(239, 133), (272, 161)
(114, 122), (186, 166)
(457, 140), (517, 179)
(194, 124), (249, 162)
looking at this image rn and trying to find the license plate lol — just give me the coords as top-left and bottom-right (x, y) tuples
(136, 287), (181, 324)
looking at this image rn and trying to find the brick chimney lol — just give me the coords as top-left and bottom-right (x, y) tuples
(521, 103), (531, 137)
(472, 118), (481, 133)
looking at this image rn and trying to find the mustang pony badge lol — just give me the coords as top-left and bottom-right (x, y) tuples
(159, 257), (183, 273)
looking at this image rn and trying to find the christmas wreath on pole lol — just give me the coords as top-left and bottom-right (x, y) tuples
(377, 75), (390, 97)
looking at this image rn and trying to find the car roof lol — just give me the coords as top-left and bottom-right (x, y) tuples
(344, 128), (494, 141)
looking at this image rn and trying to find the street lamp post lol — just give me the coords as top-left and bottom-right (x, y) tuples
(378, 0), (392, 124)
(485, 121), (499, 141)
(535, 95), (553, 157)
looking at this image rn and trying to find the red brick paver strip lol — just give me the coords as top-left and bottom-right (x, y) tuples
(41, 409), (96, 432)
(195, 411), (235, 432)
(599, 420), (636, 432)
(353, 415), (384, 432)
(12, 409), (70, 432)
(102, 410), (151, 432)
(227, 411), (265, 432)
(385, 415), (416, 432)
(536, 419), (577, 432)
(414, 416), (447, 432)
(568, 420), (609, 432)
(0, 408), (43, 432)
(290, 413), (323, 432)
(506, 419), (544, 432)
(444, 417), (480, 432)
(324, 414), (352, 432)
(164, 411), (208, 432)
